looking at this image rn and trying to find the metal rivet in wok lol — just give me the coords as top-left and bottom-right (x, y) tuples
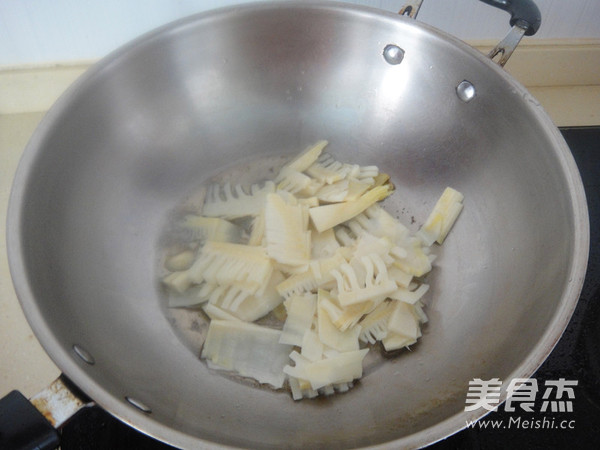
(125, 396), (152, 414)
(383, 44), (405, 65)
(72, 344), (95, 365)
(456, 80), (476, 102)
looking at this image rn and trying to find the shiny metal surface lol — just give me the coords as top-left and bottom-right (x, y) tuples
(382, 44), (406, 65)
(456, 80), (477, 103)
(7, 2), (589, 448)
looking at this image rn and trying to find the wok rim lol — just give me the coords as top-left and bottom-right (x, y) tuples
(6, 1), (590, 448)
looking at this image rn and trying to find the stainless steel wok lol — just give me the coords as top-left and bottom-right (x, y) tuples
(6, 1), (589, 448)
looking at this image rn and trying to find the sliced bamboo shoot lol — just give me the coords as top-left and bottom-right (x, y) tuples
(309, 185), (392, 232)
(201, 320), (292, 389)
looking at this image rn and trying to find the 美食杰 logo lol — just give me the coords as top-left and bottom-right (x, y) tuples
(465, 377), (577, 413)
(464, 377), (578, 430)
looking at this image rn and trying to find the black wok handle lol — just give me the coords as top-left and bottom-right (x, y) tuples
(478, 0), (542, 66)
(479, 0), (542, 36)
(0, 376), (92, 450)
(0, 391), (60, 450)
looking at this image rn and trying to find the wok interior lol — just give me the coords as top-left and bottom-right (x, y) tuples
(14, 4), (582, 448)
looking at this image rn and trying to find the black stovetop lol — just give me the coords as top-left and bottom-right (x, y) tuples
(59, 127), (600, 450)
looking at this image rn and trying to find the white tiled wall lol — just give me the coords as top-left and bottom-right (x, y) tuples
(1, 0), (599, 65)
